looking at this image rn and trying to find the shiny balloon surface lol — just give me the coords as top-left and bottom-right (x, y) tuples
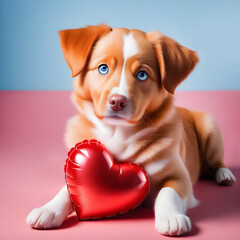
(65, 139), (149, 220)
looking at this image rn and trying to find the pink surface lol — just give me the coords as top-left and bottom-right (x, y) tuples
(0, 90), (239, 240)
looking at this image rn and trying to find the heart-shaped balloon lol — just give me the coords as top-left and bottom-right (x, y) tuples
(64, 139), (149, 220)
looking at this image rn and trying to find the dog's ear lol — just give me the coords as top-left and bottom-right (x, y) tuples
(59, 24), (111, 77)
(147, 32), (199, 94)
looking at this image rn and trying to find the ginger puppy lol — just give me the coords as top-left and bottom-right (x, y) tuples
(26, 24), (236, 236)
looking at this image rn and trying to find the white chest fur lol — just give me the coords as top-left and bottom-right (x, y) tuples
(94, 125), (135, 161)
(83, 101), (157, 161)
(83, 101), (133, 160)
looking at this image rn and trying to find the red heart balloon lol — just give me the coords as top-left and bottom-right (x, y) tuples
(64, 139), (149, 220)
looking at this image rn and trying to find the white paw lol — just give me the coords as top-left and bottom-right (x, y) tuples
(155, 214), (191, 236)
(26, 186), (73, 229)
(26, 207), (67, 229)
(216, 168), (236, 186)
(154, 187), (194, 236)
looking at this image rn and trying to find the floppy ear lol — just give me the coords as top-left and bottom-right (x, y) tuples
(59, 24), (111, 77)
(147, 31), (199, 94)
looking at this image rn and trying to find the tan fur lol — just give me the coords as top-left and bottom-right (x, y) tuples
(60, 24), (230, 202)
(59, 24), (111, 77)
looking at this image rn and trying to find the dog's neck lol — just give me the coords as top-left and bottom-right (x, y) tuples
(72, 94), (175, 162)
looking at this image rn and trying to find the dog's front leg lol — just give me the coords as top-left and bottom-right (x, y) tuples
(154, 176), (196, 236)
(26, 186), (73, 229)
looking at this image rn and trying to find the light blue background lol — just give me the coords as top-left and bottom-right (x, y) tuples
(0, 0), (240, 90)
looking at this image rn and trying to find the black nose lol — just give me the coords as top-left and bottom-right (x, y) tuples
(108, 94), (128, 112)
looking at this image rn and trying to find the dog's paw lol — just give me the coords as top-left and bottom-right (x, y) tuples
(155, 214), (191, 236)
(215, 167), (236, 186)
(26, 207), (66, 229)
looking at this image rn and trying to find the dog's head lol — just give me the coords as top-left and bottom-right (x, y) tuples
(59, 24), (198, 126)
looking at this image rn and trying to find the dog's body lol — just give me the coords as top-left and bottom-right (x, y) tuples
(26, 25), (236, 236)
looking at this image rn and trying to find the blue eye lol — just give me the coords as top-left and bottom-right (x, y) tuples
(98, 64), (109, 75)
(137, 70), (148, 81)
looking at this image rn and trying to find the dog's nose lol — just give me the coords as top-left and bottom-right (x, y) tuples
(108, 94), (128, 112)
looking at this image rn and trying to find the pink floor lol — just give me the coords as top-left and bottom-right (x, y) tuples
(0, 90), (239, 240)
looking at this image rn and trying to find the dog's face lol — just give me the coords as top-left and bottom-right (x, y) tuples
(84, 28), (163, 125)
(59, 25), (198, 126)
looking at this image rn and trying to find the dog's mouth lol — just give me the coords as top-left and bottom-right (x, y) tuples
(96, 114), (138, 126)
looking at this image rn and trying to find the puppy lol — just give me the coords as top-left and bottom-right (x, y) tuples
(26, 24), (236, 236)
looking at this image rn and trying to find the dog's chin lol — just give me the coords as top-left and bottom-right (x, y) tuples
(102, 116), (137, 126)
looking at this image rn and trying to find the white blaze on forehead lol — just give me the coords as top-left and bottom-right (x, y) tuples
(123, 33), (139, 60)
(110, 33), (139, 97)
